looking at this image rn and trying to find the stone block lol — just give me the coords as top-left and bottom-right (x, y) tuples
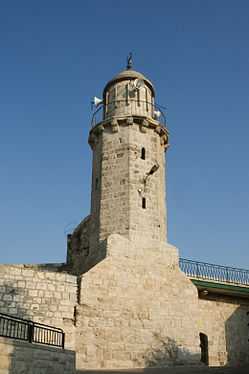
(29, 289), (38, 297)
(47, 284), (56, 291)
(66, 274), (77, 283)
(21, 269), (35, 278)
(26, 281), (36, 289)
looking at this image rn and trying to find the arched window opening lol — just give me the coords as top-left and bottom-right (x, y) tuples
(141, 147), (146, 160)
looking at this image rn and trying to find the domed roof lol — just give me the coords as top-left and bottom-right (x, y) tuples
(103, 70), (154, 97)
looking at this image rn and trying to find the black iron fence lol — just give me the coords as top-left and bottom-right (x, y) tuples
(179, 258), (249, 285)
(0, 313), (65, 348)
(91, 100), (166, 128)
(91, 104), (104, 128)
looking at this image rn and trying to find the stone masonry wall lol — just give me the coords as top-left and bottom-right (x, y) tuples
(0, 264), (77, 350)
(198, 294), (249, 366)
(88, 119), (169, 258)
(0, 336), (75, 374)
(75, 234), (201, 369)
(67, 215), (90, 275)
(129, 122), (167, 243)
(92, 124), (130, 244)
(89, 124), (102, 253)
(1, 252), (249, 370)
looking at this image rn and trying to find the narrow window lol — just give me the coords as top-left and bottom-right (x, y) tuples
(145, 88), (149, 111)
(142, 197), (146, 209)
(114, 86), (118, 108)
(105, 92), (109, 115)
(141, 147), (146, 160)
(126, 84), (129, 105)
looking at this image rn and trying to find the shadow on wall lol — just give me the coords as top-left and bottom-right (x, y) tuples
(138, 333), (201, 368)
(198, 292), (249, 367)
(225, 303), (249, 367)
(76, 333), (202, 372)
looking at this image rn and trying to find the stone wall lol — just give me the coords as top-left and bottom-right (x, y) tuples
(69, 119), (169, 276)
(74, 234), (201, 369)
(0, 336), (75, 374)
(128, 121), (168, 243)
(67, 215), (91, 275)
(198, 293), (249, 366)
(0, 264), (77, 350)
(88, 119), (169, 252)
(1, 253), (249, 370)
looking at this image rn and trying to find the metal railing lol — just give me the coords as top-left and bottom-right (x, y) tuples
(179, 258), (249, 285)
(91, 100), (166, 128)
(0, 313), (65, 348)
(91, 104), (104, 128)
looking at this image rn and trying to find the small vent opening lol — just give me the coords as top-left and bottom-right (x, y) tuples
(141, 147), (146, 160)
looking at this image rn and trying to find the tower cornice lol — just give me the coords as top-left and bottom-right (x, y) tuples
(88, 116), (169, 151)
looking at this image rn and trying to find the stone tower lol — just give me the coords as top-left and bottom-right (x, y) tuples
(67, 64), (169, 273)
(89, 69), (169, 250)
(66, 65), (170, 274)
(66, 64), (201, 369)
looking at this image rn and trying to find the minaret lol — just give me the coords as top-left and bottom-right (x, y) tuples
(66, 59), (169, 273)
(68, 61), (201, 370)
(88, 59), (169, 251)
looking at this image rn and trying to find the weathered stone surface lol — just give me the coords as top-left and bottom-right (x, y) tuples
(0, 264), (77, 350)
(0, 337), (75, 373)
(74, 234), (201, 369)
(198, 294), (249, 366)
(68, 119), (169, 276)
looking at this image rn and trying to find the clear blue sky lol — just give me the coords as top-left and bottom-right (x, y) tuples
(0, 0), (248, 268)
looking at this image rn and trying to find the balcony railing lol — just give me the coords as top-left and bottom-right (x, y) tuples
(179, 258), (249, 285)
(91, 100), (166, 129)
(0, 313), (65, 348)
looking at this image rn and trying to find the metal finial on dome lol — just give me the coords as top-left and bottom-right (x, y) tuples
(126, 52), (132, 70)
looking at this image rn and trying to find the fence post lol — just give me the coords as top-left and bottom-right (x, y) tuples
(27, 323), (34, 343)
(226, 267), (229, 282)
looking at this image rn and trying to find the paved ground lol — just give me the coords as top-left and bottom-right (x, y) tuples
(77, 368), (249, 374)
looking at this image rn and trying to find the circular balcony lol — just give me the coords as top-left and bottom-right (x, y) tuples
(91, 99), (166, 129)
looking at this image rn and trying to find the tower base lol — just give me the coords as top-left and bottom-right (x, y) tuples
(74, 234), (201, 369)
